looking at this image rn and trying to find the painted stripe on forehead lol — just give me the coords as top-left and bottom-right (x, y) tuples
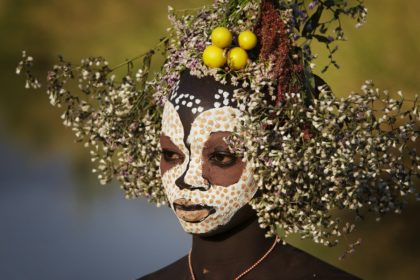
(169, 71), (239, 143)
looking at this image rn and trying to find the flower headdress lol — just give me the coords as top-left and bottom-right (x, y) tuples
(17, 0), (419, 255)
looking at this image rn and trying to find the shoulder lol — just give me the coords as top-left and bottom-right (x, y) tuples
(137, 255), (189, 280)
(262, 243), (361, 279)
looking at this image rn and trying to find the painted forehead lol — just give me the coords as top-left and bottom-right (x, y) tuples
(168, 72), (239, 140)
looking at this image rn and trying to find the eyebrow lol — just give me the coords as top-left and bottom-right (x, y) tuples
(185, 131), (231, 150)
(203, 136), (230, 149)
(209, 131), (230, 135)
(160, 135), (183, 150)
(162, 135), (193, 160)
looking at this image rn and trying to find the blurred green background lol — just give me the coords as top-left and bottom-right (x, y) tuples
(0, 0), (419, 279)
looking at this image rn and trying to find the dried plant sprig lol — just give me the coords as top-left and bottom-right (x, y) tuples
(228, 80), (419, 250)
(16, 51), (42, 89)
(17, 49), (166, 204)
(282, 0), (368, 72)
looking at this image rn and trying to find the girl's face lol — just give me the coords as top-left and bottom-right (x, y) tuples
(159, 73), (257, 234)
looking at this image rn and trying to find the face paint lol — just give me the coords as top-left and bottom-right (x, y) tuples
(160, 72), (257, 234)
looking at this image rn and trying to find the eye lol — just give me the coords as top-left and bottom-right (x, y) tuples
(209, 151), (237, 167)
(161, 149), (184, 163)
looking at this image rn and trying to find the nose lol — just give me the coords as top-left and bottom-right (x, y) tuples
(175, 160), (210, 191)
(175, 174), (193, 190)
(175, 173), (210, 191)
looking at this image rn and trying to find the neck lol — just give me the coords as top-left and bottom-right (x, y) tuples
(190, 215), (275, 279)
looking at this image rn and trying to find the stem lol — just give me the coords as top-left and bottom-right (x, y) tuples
(110, 37), (170, 71)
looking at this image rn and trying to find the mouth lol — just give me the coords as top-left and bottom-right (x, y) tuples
(173, 198), (215, 223)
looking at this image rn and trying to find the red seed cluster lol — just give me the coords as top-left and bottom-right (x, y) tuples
(255, 0), (303, 105)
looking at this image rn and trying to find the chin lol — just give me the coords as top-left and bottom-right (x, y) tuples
(185, 204), (258, 238)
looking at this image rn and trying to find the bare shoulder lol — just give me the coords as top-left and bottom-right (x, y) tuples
(261, 243), (362, 279)
(137, 255), (189, 280)
(137, 245), (361, 280)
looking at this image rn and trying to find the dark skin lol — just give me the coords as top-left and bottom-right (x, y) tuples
(139, 134), (361, 279)
(139, 215), (361, 280)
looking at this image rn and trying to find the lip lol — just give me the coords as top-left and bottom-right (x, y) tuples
(173, 198), (215, 223)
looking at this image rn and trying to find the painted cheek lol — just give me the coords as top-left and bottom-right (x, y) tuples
(160, 158), (168, 176)
(202, 160), (246, 186)
(160, 102), (190, 208)
(160, 102), (189, 177)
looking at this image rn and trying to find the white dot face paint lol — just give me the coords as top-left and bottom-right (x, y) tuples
(160, 102), (257, 234)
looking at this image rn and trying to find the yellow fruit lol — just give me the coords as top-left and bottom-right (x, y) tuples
(203, 45), (227, 68)
(238, 30), (258, 50)
(211, 27), (233, 48)
(227, 47), (248, 70)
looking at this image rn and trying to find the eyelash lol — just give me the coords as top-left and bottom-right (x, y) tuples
(161, 149), (184, 163)
(161, 149), (237, 168)
(209, 151), (237, 168)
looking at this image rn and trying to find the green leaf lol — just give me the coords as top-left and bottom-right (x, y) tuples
(303, 5), (324, 38)
(313, 34), (331, 44)
(325, 0), (346, 8)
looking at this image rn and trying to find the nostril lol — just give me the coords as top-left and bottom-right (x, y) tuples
(175, 176), (192, 190)
(175, 175), (210, 191)
(202, 176), (211, 190)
